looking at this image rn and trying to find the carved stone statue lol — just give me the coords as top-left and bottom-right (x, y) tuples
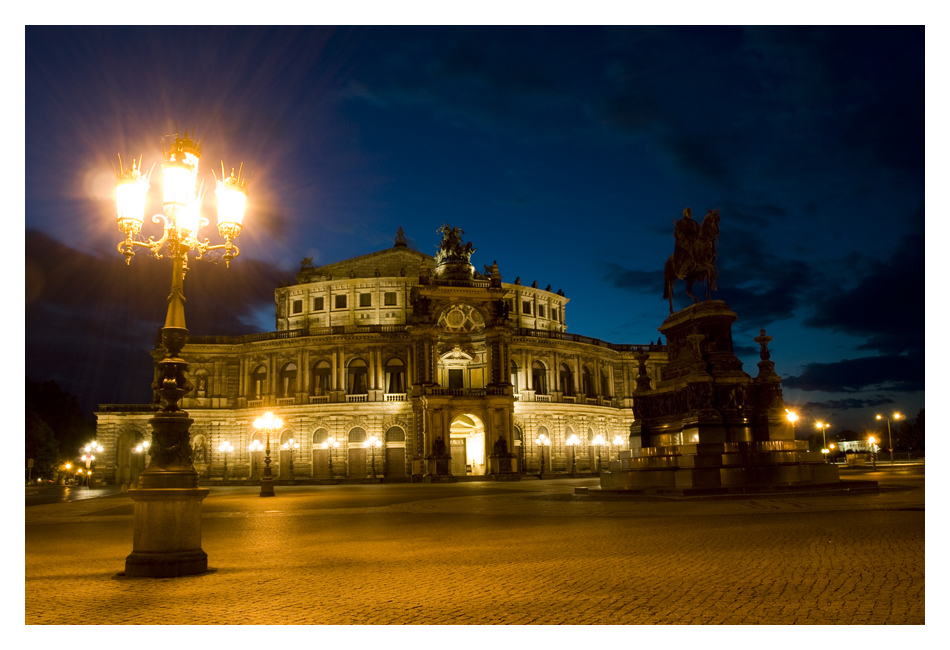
(663, 208), (720, 313)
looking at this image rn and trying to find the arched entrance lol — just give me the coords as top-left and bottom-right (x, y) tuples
(449, 414), (486, 476)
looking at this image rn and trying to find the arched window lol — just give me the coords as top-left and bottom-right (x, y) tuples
(582, 366), (592, 396)
(251, 365), (267, 399)
(279, 430), (294, 446)
(514, 426), (523, 441)
(532, 361), (547, 395)
(348, 427), (367, 444)
(385, 426), (405, 443)
(312, 428), (328, 445)
(510, 360), (519, 394)
(384, 358), (406, 394)
(311, 360), (331, 395)
(279, 362), (297, 398)
(559, 363), (574, 396)
(601, 369), (611, 398)
(347, 358), (368, 394)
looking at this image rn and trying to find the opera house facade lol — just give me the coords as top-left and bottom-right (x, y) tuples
(94, 226), (667, 487)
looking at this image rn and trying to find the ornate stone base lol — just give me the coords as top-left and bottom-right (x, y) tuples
(259, 477), (275, 497)
(599, 442), (840, 495)
(124, 487), (210, 578)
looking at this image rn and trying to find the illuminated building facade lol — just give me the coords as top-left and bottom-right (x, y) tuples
(95, 227), (666, 486)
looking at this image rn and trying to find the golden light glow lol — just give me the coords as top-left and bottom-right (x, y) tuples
(253, 411), (283, 431)
(162, 161), (196, 212)
(364, 435), (382, 449)
(565, 434), (580, 446)
(612, 435), (624, 446)
(592, 434), (607, 446)
(535, 433), (550, 446)
(115, 156), (150, 231)
(219, 441), (233, 453)
(249, 440), (264, 452)
(868, 436), (877, 445)
(216, 163), (249, 229)
(785, 409), (798, 424)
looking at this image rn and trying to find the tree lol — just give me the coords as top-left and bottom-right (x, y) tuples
(25, 407), (60, 480)
(25, 378), (94, 463)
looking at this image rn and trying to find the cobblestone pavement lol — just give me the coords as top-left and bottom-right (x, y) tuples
(25, 472), (924, 625)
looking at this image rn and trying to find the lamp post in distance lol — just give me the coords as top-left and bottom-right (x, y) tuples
(876, 412), (903, 465)
(591, 434), (607, 473)
(364, 435), (382, 478)
(218, 441), (233, 484)
(321, 436), (339, 481)
(535, 433), (551, 478)
(281, 437), (300, 482)
(815, 422), (831, 462)
(565, 433), (580, 475)
(253, 412), (283, 497)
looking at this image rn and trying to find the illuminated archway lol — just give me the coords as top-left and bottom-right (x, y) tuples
(449, 413), (486, 476)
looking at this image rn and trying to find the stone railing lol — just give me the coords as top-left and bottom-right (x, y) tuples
(346, 394), (368, 403)
(97, 404), (160, 413)
(276, 397), (295, 406)
(309, 395), (330, 404)
(247, 399), (264, 408)
(385, 393), (407, 402)
(514, 328), (665, 353)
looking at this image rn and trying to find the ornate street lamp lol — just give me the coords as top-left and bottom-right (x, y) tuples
(565, 433), (580, 475)
(281, 437), (300, 482)
(535, 432), (551, 478)
(876, 412), (903, 465)
(364, 435), (382, 478)
(591, 434), (607, 473)
(114, 132), (250, 578)
(218, 441), (233, 484)
(253, 412), (283, 497)
(321, 436), (339, 479)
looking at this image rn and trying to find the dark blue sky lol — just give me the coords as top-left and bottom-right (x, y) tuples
(23, 26), (925, 436)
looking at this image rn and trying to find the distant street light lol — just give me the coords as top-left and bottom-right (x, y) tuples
(364, 435), (382, 478)
(591, 434), (607, 473)
(218, 441), (233, 484)
(535, 433), (551, 478)
(321, 436), (339, 479)
(253, 412), (283, 497)
(786, 409), (798, 437)
(868, 436), (878, 468)
(81, 442), (102, 487)
(815, 422), (831, 462)
(876, 412), (903, 465)
(565, 433), (580, 475)
(281, 437), (300, 481)
(612, 434), (625, 464)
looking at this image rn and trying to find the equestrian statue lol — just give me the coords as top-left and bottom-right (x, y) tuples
(663, 207), (720, 314)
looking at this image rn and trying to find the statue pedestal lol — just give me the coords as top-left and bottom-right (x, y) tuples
(124, 487), (209, 577)
(603, 301), (841, 496)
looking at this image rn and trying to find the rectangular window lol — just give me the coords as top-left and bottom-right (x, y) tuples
(553, 307), (559, 322)
(538, 305), (545, 318)
(335, 295), (347, 309)
(292, 299), (303, 314)
(449, 369), (464, 389)
(313, 297), (324, 311)
(360, 293), (372, 307)
(522, 301), (532, 314)
(384, 292), (397, 306)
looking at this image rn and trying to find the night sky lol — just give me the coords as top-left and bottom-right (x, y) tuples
(23, 25), (925, 437)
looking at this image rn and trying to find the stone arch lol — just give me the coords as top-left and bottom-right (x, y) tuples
(278, 362), (298, 398)
(114, 424), (149, 488)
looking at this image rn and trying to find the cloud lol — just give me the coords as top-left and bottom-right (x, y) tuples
(798, 397), (896, 411)
(25, 230), (287, 414)
(803, 225), (924, 356)
(783, 354), (923, 393)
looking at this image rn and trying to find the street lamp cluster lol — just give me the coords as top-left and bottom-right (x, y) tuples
(785, 407), (906, 466)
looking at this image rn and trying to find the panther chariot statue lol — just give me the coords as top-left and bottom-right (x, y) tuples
(662, 207), (720, 314)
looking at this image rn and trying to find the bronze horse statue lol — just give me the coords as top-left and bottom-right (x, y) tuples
(663, 208), (720, 314)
